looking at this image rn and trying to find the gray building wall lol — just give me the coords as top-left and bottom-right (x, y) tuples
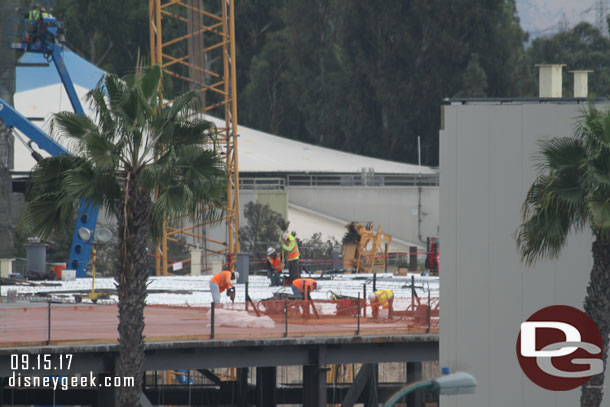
(288, 186), (439, 246)
(440, 102), (609, 406)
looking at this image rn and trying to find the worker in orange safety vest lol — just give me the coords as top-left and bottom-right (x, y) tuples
(282, 232), (300, 283)
(369, 289), (394, 319)
(266, 247), (283, 286)
(209, 270), (238, 304)
(292, 278), (317, 299)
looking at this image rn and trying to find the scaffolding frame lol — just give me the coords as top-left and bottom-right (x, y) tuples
(149, 0), (240, 275)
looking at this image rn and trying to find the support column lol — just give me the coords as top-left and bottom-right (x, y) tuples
(406, 361), (423, 407)
(365, 364), (378, 407)
(255, 367), (276, 407)
(95, 355), (117, 407)
(237, 367), (248, 407)
(303, 346), (327, 407)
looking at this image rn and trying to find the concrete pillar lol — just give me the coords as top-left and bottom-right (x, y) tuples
(409, 246), (418, 271)
(256, 367), (276, 407)
(190, 248), (202, 276)
(535, 64), (565, 98)
(570, 70), (593, 98)
(0, 258), (13, 278)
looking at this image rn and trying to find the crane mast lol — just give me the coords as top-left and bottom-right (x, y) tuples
(149, 0), (240, 275)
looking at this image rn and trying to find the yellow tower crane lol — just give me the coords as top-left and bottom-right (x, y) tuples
(149, 0), (240, 275)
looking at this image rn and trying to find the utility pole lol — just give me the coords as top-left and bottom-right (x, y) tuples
(594, 0), (608, 35)
(0, 1), (24, 258)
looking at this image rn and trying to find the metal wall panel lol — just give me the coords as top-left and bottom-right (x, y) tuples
(287, 186), (439, 245)
(440, 102), (601, 407)
(256, 190), (288, 220)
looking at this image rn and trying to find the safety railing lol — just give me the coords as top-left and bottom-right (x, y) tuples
(0, 296), (438, 347)
(286, 173), (439, 187)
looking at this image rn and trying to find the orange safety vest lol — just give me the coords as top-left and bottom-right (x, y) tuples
(292, 278), (316, 292)
(267, 254), (282, 272)
(283, 233), (300, 261)
(374, 289), (394, 309)
(211, 270), (233, 292)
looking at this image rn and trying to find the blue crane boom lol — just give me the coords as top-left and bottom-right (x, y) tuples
(0, 16), (99, 277)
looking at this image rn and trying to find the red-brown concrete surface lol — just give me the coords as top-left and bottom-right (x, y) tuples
(0, 302), (438, 347)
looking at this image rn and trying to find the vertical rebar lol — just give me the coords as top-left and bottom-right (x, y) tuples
(411, 275), (416, 315)
(427, 291), (431, 334)
(284, 298), (288, 338)
(363, 284), (367, 318)
(245, 282), (249, 311)
(356, 293), (361, 336)
(373, 273), (377, 292)
(384, 243), (388, 273)
(47, 302), (51, 345)
(211, 302), (215, 339)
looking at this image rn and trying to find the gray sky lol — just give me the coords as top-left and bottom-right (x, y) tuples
(516, 0), (600, 35)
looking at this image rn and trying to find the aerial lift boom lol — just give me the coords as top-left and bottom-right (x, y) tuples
(0, 16), (98, 277)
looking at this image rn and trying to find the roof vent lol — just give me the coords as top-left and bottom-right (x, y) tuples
(569, 70), (593, 98)
(535, 64), (566, 98)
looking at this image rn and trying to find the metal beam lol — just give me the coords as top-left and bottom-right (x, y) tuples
(341, 363), (374, 407)
(303, 346), (326, 407)
(0, 335), (438, 376)
(197, 368), (223, 386)
(256, 366), (276, 407)
(406, 361), (423, 407)
(237, 367), (248, 407)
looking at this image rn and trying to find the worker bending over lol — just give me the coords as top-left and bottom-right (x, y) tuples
(369, 289), (394, 319)
(282, 232), (300, 283)
(209, 270), (239, 304)
(292, 278), (317, 299)
(266, 247), (283, 286)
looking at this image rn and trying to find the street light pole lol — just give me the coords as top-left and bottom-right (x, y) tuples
(384, 372), (477, 407)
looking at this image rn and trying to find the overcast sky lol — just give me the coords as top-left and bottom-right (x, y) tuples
(516, 0), (600, 35)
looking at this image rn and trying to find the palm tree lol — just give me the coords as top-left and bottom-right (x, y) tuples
(517, 104), (610, 407)
(25, 63), (225, 405)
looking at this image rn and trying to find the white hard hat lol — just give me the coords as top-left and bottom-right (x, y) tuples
(233, 271), (239, 280)
(267, 247), (275, 255)
(282, 232), (289, 240)
(368, 292), (376, 300)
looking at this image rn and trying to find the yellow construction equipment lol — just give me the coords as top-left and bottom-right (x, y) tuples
(342, 222), (392, 273)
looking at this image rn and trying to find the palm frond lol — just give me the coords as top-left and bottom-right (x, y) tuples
(534, 137), (585, 173)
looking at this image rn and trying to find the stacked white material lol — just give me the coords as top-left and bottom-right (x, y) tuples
(0, 274), (439, 305)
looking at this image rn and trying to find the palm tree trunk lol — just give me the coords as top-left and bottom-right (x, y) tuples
(581, 237), (610, 407)
(116, 173), (152, 406)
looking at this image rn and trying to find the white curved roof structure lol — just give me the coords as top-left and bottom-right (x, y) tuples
(13, 49), (435, 176)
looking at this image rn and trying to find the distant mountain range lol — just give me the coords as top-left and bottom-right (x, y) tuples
(515, 0), (601, 38)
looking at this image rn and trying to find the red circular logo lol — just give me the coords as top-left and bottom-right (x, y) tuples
(516, 305), (603, 391)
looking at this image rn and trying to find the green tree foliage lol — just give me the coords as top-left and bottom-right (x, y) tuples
(297, 232), (341, 272)
(54, 0), (149, 76)
(25, 64), (225, 405)
(239, 0), (531, 165)
(239, 201), (288, 260)
(49, 0), (532, 166)
(517, 105), (610, 407)
(527, 22), (610, 97)
(455, 53), (488, 98)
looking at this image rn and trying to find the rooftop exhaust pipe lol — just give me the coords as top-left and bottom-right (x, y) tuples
(569, 70), (593, 98)
(535, 64), (565, 98)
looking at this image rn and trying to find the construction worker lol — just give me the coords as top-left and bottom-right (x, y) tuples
(209, 270), (239, 304)
(266, 247), (283, 286)
(282, 232), (300, 283)
(369, 289), (394, 319)
(292, 278), (317, 299)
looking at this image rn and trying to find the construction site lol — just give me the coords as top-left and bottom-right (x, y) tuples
(0, 1), (441, 406)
